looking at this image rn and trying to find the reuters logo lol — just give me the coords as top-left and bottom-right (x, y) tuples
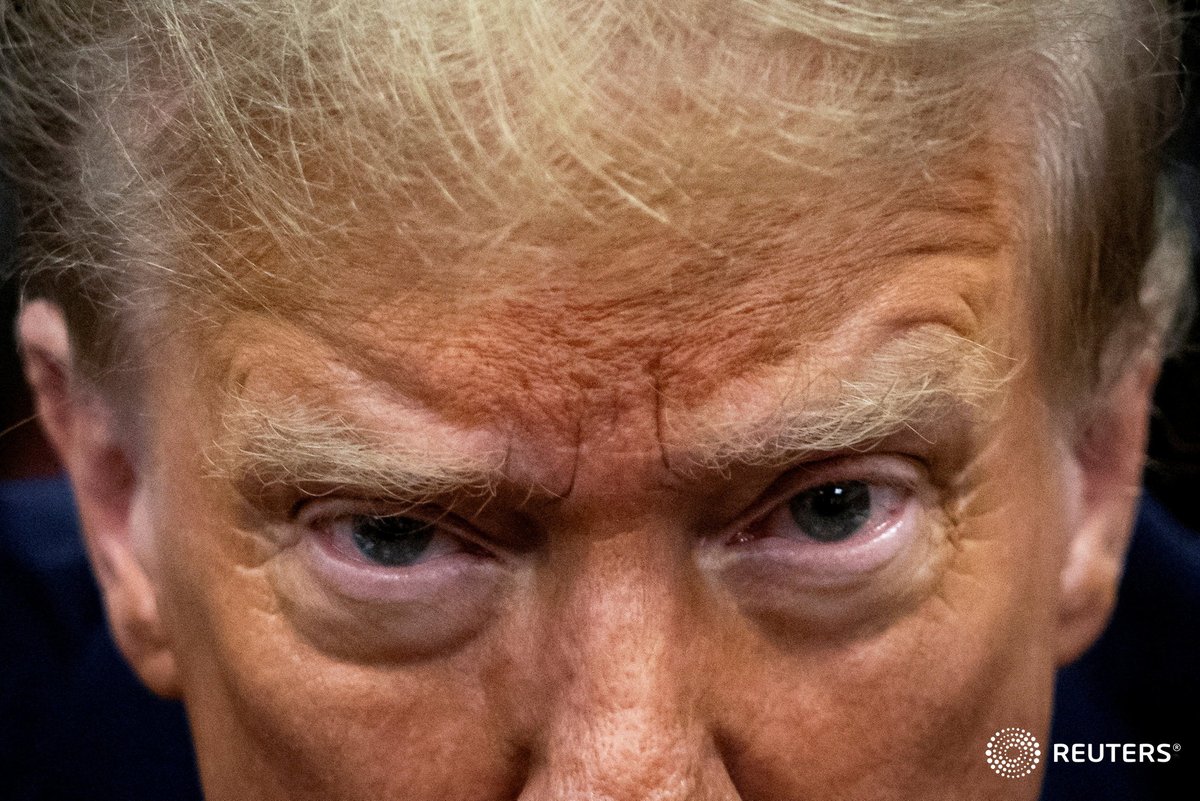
(986, 728), (1042, 778)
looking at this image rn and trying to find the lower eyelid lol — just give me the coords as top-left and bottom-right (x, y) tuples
(274, 534), (508, 658)
(709, 499), (946, 638)
(301, 527), (501, 602)
(722, 490), (921, 582)
(739, 480), (908, 543)
(319, 518), (458, 566)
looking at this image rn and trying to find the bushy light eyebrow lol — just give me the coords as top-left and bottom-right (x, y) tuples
(204, 394), (506, 503)
(204, 327), (1013, 503)
(670, 327), (1013, 473)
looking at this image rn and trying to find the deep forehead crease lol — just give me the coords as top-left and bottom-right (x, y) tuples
(204, 323), (1009, 501)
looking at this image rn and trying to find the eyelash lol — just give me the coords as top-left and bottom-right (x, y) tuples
(295, 455), (923, 573)
(714, 457), (924, 578)
(739, 454), (918, 520)
(298, 501), (491, 568)
(737, 482), (908, 543)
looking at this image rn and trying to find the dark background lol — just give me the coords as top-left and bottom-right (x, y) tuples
(1148, 1), (1200, 532)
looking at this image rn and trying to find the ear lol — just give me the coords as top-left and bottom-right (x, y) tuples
(17, 300), (180, 696)
(1055, 350), (1159, 665)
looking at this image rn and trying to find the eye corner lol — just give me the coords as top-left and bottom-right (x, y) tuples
(728, 456), (924, 550)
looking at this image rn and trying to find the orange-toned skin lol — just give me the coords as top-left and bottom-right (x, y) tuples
(21, 153), (1152, 800)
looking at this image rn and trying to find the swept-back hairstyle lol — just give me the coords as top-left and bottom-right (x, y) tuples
(0, 0), (1191, 401)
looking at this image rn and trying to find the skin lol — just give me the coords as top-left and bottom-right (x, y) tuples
(19, 147), (1155, 800)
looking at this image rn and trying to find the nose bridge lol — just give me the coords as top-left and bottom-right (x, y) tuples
(520, 535), (740, 801)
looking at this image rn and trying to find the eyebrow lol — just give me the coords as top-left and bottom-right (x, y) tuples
(206, 393), (506, 503)
(206, 326), (1012, 503)
(668, 326), (1013, 473)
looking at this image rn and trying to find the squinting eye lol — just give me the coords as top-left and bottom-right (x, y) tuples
(326, 513), (464, 567)
(346, 515), (435, 566)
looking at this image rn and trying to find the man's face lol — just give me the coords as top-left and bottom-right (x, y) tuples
(134, 155), (1074, 800)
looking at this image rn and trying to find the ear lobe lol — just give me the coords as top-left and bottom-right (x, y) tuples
(1055, 353), (1159, 665)
(92, 486), (182, 697)
(17, 300), (181, 696)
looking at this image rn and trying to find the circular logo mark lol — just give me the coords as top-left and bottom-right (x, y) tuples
(985, 728), (1041, 778)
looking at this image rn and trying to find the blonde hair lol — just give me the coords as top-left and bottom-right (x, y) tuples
(0, 0), (1190, 401)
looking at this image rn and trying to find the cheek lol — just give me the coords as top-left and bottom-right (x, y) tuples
(707, 399), (1067, 798)
(706, 540), (1057, 800)
(710, 604), (1053, 799)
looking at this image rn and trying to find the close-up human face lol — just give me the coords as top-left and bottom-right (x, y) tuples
(4, 1), (1191, 799)
(107, 143), (1123, 800)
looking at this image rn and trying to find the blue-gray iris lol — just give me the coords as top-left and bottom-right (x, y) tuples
(351, 516), (438, 566)
(788, 482), (872, 542)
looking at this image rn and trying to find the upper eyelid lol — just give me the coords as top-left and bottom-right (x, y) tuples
(297, 497), (517, 561)
(291, 456), (924, 544)
(298, 497), (463, 534)
(724, 455), (923, 537)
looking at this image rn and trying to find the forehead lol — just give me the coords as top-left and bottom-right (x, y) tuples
(185, 144), (1021, 468)
(141, 3), (1034, 411)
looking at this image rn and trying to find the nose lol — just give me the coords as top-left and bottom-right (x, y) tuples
(516, 536), (741, 801)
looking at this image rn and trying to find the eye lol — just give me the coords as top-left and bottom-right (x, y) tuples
(339, 514), (441, 566)
(787, 481), (874, 543)
(712, 461), (944, 635)
(287, 502), (509, 657)
(313, 508), (477, 568)
(738, 476), (910, 548)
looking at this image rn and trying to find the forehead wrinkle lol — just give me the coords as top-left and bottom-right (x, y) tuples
(668, 326), (1014, 474)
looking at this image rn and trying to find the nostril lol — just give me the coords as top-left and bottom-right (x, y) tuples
(496, 740), (536, 801)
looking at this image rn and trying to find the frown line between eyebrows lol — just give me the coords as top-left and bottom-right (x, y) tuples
(201, 327), (1013, 506)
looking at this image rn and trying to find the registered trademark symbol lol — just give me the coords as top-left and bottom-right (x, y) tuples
(1173, 743), (1181, 752)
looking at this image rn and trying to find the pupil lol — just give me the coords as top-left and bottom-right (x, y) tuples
(350, 516), (436, 566)
(788, 481), (872, 542)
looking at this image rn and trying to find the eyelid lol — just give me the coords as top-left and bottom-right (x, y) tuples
(284, 497), (511, 631)
(295, 497), (500, 560)
(722, 454), (924, 543)
(297, 496), (441, 527)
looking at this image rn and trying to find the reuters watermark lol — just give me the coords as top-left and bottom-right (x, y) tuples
(986, 728), (1041, 778)
(985, 728), (1182, 778)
